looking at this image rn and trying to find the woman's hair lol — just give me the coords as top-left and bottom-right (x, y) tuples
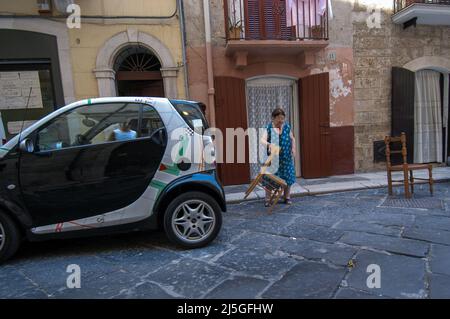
(271, 107), (286, 118)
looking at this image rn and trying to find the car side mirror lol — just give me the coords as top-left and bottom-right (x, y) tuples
(19, 138), (35, 153)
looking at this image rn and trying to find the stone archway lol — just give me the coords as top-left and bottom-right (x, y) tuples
(403, 56), (450, 74)
(404, 56), (450, 164)
(94, 30), (179, 98)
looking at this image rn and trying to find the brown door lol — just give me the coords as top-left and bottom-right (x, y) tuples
(299, 72), (332, 178)
(392, 67), (415, 163)
(214, 76), (251, 186)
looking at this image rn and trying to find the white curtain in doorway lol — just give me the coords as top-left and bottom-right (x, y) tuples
(414, 70), (443, 163)
(246, 78), (294, 179)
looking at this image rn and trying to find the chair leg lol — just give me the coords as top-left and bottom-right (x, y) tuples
(244, 175), (261, 199)
(269, 188), (283, 214)
(403, 168), (411, 198)
(409, 170), (414, 194)
(387, 170), (393, 196)
(429, 166), (434, 196)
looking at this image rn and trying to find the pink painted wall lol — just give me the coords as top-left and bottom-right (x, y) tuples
(187, 45), (354, 128)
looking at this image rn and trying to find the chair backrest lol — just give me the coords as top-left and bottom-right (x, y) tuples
(384, 132), (408, 168)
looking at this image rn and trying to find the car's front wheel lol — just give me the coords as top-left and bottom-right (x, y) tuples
(0, 211), (21, 264)
(164, 192), (222, 248)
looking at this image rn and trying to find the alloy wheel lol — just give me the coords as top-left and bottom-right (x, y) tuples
(171, 200), (216, 244)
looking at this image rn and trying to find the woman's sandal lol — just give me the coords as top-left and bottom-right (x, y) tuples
(284, 198), (292, 205)
(264, 200), (271, 207)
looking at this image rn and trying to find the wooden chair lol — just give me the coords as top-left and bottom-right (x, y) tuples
(244, 145), (287, 213)
(384, 132), (433, 198)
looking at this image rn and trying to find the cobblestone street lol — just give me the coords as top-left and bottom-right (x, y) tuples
(1, 184), (450, 299)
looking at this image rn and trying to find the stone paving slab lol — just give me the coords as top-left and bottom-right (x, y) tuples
(280, 239), (357, 267)
(145, 258), (230, 299)
(346, 250), (427, 299)
(205, 276), (270, 299)
(428, 274), (450, 298)
(403, 227), (450, 246)
(430, 244), (450, 277)
(339, 231), (429, 257)
(334, 288), (386, 299)
(214, 247), (298, 280)
(262, 261), (347, 299)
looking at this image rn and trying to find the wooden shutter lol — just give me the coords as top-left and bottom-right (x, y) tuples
(245, 0), (293, 40)
(214, 77), (250, 186)
(245, 0), (262, 39)
(299, 72), (332, 178)
(392, 67), (415, 163)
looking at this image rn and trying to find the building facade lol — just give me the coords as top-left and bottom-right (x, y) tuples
(183, 0), (450, 185)
(0, 0), (186, 141)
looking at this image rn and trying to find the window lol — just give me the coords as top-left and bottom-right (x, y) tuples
(35, 102), (164, 152)
(170, 100), (209, 133)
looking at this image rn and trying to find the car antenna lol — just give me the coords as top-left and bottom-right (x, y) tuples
(18, 87), (33, 144)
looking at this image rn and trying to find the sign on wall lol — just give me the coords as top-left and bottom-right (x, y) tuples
(0, 71), (44, 110)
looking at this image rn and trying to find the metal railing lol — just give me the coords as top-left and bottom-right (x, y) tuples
(224, 0), (329, 41)
(394, 0), (450, 14)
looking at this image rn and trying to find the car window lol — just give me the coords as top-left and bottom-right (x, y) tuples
(141, 105), (165, 137)
(36, 102), (141, 151)
(170, 100), (209, 133)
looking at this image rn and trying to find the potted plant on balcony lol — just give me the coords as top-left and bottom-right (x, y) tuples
(311, 25), (323, 39)
(228, 18), (243, 39)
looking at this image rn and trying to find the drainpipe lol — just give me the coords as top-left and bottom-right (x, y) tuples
(178, 0), (190, 99)
(203, 0), (216, 127)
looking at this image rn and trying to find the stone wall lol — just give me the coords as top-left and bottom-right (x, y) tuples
(352, 0), (450, 171)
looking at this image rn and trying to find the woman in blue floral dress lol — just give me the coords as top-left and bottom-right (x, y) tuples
(261, 108), (296, 206)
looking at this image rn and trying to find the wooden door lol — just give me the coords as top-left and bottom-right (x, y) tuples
(392, 67), (415, 163)
(299, 72), (332, 178)
(214, 77), (251, 185)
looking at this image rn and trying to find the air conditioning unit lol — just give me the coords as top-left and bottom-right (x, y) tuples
(52, 0), (75, 13)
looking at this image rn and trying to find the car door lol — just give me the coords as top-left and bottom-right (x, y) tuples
(19, 102), (167, 227)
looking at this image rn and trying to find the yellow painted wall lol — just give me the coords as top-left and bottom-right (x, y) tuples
(0, 0), (185, 101)
(0, 0), (39, 15)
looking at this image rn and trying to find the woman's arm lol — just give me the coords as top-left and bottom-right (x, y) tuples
(260, 130), (269, 146)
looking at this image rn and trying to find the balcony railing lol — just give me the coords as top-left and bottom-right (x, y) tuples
(224, 0), (329, 41)
(394, 0), (450, 13)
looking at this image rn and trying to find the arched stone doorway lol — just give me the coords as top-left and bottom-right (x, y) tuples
(94, 30), (179, 98)
(402, 57), (450, 164)
(114, 45), (165, 97)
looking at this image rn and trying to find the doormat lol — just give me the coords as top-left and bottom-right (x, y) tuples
(379, 197), (444, 210)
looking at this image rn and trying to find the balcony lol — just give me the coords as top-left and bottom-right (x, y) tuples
(393, 0), (450, 27)
(224, 0), (329, 68)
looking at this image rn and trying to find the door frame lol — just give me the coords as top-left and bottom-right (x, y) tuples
(244, 75), (301, 178)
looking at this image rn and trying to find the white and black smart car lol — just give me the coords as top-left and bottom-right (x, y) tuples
(0, 97), (225, 263)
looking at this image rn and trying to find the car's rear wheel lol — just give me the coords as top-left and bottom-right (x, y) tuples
(0, 211), (21, 264)
(164, 192), (222, 248)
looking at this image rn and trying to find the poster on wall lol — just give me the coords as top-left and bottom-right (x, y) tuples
(0, 71), (44, 110)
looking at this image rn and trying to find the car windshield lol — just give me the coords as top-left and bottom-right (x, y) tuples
(170, 100), (209, 133)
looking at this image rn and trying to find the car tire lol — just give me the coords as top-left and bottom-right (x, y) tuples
(0, 211), (21, 264)
(164, 191), (222, 249)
